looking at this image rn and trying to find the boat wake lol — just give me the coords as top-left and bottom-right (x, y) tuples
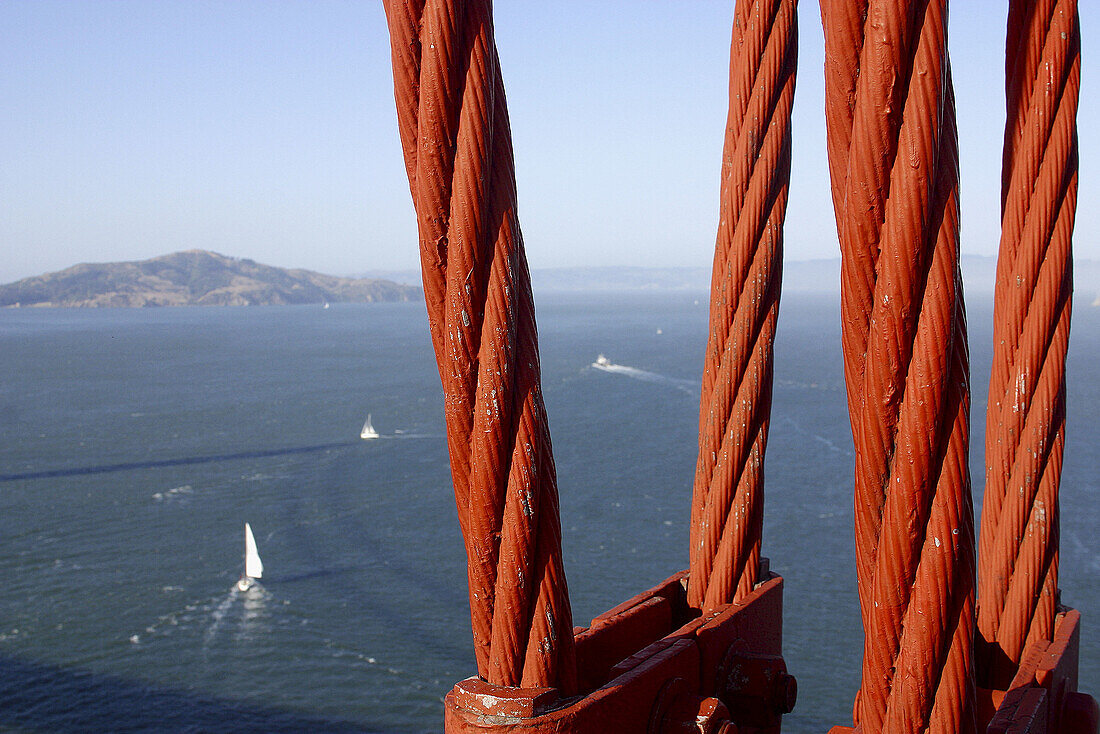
(207, 582), (275, 646)
(151, 485), (193, 502)
(363, 432), (440, 440)
(1065, 529), (1100, 573)
(131, 589), (231, 645)
(203, 588), (240, 645)
(590, 355), (697, 395)
(132, 580), (283, 651)
(777, 416), (853, 456)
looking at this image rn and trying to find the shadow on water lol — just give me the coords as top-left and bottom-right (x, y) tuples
(0, 654), (396, 734)
(280, 509), (473, 666)
(268, 565), (363, 584)
(0, 442), (360, 483)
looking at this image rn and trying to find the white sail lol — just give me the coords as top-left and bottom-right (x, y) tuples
(360, 413), (379, 440)
(244, 522), (263, 579)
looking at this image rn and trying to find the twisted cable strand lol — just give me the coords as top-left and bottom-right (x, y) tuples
(688, 0), (797, 612)
(977, 0), (1079, 688)
(384, 0), (576, 691)
(820, 1), (976, 731)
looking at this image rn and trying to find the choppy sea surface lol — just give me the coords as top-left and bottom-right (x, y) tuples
(0, 292), (1096, 733)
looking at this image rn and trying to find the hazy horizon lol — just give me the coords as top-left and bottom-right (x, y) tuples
(3, 2), (1098, 284)
(10, 248), (1100, 301)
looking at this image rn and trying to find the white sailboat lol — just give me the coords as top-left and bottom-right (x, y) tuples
(237, 522), (264, 591)
(360, 413), (380, 440)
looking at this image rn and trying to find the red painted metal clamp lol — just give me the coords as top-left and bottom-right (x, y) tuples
(445, 568), (795, 733)
(983, 608), (1099, 734)
(830, 607), (1099, 734)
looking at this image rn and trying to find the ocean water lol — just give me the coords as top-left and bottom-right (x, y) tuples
(0, 292), (1096, 733)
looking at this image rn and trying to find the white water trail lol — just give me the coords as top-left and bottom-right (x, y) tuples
(590, 359), (698, 395)
(203, 587), (240, 646)
(1066, 529), (1100, 573)
(778, 415), (853, 456)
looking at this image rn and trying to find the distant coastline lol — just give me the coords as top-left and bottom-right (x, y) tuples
(6, 252), (1100, 307)
(0, 250), (420, 308)
(362, 256), (1100, 300)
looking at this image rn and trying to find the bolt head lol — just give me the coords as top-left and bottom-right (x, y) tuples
(773, 673), (797, 714)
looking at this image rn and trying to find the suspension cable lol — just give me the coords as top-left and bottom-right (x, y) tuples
(978, 0), (1079, 689)
(820, 1), (977, 730)
(689, 0), (797, 611)
(383, 0), (576, 692)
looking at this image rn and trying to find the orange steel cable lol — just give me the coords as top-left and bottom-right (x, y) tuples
(820, 1), (977, 732)
(977, 0), (1079, 689)
(383, 0), (576, 692)
(688, 0), (797, 611)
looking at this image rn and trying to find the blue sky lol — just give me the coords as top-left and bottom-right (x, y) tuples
(1, 1), (1096, 283)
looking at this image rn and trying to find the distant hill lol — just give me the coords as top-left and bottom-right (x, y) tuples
(0, 251), (421, 308)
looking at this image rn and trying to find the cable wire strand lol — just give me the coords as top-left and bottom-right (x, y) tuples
(977, 0), (1079, 689)
(383, 0), (576, 692)
(688, 0), (798, 611)
(820, 1), (977, 730)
